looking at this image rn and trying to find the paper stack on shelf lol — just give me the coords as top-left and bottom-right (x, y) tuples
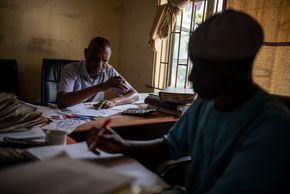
(0, 93), (48, 132)
(159, 87), (196, 104)
(144, 94), (192, 117)
(144, 87), (197, 116)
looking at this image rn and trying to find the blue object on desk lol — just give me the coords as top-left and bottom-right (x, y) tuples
(72, 114), (96, 120)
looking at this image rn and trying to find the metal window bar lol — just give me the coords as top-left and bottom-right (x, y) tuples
(202, 0), (207, 21)
(263, 42), (290, 47)
(215, 0), (219, 13)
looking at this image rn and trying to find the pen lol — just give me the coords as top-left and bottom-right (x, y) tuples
(97, 101), (106, 110)
(97, 119), (111, 135)
(72, 114), (96, 120)
(89, 119), (111, 151)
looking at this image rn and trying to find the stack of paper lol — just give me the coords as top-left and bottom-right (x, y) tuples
(145, 94), (192, 117)
(0, 93), (48, 132)
(159, 87), (196, 104)
(0, 158), (134, 194)
(0, 126), (46, 141)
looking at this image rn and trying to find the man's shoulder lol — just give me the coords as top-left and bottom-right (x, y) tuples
(63, 60), (84, 73)
(105, 64), (115, 71)
(183, 98), (209, 116)
(104, 64), (118, 75)
(256, 89), (290, 116)
(246, 89), (290, 132)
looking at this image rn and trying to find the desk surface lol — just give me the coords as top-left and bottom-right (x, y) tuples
(95, 157), (168, 190)
(75, 111), (178, 132)
(0, 155), (168, 194)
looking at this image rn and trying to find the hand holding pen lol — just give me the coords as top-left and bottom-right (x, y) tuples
(86, 119), (127, 155)
(93, 100), (116, 110)
(87, 119), (111, 155)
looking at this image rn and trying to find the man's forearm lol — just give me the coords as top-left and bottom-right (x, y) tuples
(57, 84), (105, 108)
(124, 138), (172, 171)
(111, 89), (139, 105)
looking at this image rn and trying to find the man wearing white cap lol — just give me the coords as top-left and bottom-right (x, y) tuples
(87, 10), (290, 193)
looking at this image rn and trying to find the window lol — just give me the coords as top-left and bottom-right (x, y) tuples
(152, 0), (226, 90)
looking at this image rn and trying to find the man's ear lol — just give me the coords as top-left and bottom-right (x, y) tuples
(84, 48), (88, 58)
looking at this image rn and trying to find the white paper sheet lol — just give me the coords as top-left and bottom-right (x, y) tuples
(36, 105), (60, 118)
(67, 103), (139, 117)
(42, 119), (86, 134)
(37, 103), (140, 134)
(25, 142), (123, 160)
(0, 126), (46, 141)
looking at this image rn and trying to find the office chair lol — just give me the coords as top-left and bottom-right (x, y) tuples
(0, 59), (20, 98)
(41, 58), (80, 105)
(157, 156), (191, 187)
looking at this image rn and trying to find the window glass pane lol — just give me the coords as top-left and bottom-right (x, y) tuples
(179, 32), (190, 64)
(158, 63), (167, 89)
(187, 61), (193, 88)
(178, 3), (192, 65)
(195, 1), (206, 25)
(169, 33), (180, 87)
(183, 4), (193, 30)
(161, 38), (169, 63)
(217, 0), (224, 12)
(176, 65), (187, 88)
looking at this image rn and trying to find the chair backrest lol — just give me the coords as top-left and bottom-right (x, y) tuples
(0, 59), (20, 98)
(41, 58), (80, 105)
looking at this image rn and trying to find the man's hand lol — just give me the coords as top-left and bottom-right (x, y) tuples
(101, 76), (129, 91)
(93, 100), (116, 109)
(86, 126), (128, 155)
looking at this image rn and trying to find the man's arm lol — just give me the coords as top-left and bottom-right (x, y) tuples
(57, 76), (136, 109)
(94, 87), (139, 109)
(125, 138), (172, 171)
(57, 83), (106, 109)
(87, 127), (172, 171)
(110, 87), (139, 105)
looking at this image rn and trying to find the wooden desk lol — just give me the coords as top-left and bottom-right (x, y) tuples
(71, 112), (178, 141)
(75, 111), (178, 131)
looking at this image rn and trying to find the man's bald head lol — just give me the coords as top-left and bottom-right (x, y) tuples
(88, 37), (111, 51)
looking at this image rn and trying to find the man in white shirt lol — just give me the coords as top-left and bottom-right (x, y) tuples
(57, 37), (138, 109)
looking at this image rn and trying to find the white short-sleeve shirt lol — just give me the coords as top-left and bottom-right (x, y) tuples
(58, 60), (133, 102)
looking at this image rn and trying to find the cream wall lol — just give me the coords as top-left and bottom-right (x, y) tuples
(118, 0), (156, 93)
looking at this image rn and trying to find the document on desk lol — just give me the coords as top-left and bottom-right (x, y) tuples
(0, 126), (46, 141)
(0, 158), (134, 194)
(42, 118), (86, 134)
(67, 103), (139, 117)
(25, 142), (123, 160)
